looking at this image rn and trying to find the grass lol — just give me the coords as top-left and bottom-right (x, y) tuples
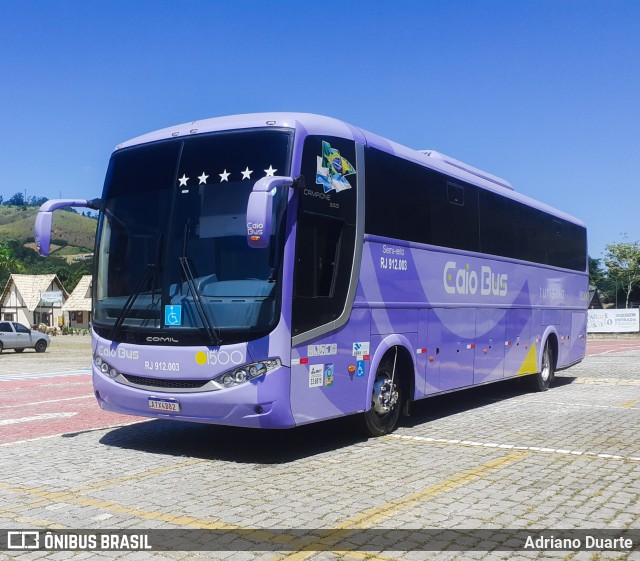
(56, 245), (93, 255)
(0, 205), (97, 250)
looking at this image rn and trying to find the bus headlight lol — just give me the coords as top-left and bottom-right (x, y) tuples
(213, 358), (281, 389)
(94, 354), (120, 379)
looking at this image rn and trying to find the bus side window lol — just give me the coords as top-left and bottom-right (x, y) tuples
(518, 206), (548, 265)
(295, 213), (343, 298)
(479, 189), (518, 259)
(365, 146), (433, 246)
(431, 179), (479, 253)
(447, 183), (464, 206)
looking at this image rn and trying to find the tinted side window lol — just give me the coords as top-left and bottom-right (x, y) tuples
(547, 219), (566, 269)
(365, 147), (586, 271)
(480, 189), (586, 271)
(479, 190), (518, 258)
(568, 224), (587, 271)
(431, 180), (479, 253)
(0, 322), (12, 332)
(517, 206), (549, 265)
(365, 147), (433, 244)
(448, 183), (464, 205)
(547, 219), (587, 271)
(14, 323), (30, 333)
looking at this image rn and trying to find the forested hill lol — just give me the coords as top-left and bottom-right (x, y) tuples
(0, 205), (97, 252)
(0, 205), (97, 292)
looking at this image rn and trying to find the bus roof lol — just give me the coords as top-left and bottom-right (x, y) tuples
(115, 112), (585, 228)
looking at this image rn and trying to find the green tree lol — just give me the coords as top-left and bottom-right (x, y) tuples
(6, 192), (25, 206)
(0, 243), (26, 283)
(589, 256), (606, 287)
(588, 256), (614, 303)
(28, 195), (49, 207)
(604, 237), (640, 309)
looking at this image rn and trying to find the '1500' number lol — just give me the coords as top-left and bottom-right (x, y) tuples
(144, 361), (180, 372)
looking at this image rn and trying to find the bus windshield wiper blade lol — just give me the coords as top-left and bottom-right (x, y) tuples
(178, 256), (222, 346)
(110, 264), (157, 341)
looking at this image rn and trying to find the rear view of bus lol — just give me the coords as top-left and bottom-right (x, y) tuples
(35, 113), (588, 436)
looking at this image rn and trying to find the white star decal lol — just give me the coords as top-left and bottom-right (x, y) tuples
(219, 169), (230, 182)
(178, 174), (189, 187)
(198, 172), (209, 184)
(264, 165), (277, 177)
(241, 166), (253, 180)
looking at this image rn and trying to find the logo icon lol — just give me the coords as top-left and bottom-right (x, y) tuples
(8, 531), (40, 549)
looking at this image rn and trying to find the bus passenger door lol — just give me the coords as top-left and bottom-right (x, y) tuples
(474, 309), (506, 383)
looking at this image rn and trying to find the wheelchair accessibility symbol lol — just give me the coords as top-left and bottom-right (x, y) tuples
(165, 305), (182, 326)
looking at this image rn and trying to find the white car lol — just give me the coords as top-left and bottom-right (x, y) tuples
(0, 321), (50, 353)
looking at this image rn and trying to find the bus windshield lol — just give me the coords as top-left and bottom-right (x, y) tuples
(93, 129), (292, 345)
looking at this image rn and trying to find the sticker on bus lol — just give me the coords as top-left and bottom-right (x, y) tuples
(309, 364), (324, 388)
(324, 364), (334, 387)
(164, 305), (182, 326)
(352, 342), (370, 357)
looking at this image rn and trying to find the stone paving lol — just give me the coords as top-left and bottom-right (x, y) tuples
(0, 337), (639, 560)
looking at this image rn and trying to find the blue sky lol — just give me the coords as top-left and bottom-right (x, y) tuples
(1, 0), (639, 259)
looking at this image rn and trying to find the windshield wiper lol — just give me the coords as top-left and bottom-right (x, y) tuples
(178, 219), (222, 345)
(110, 263), (158, 341)
(178, 257), (222, 346)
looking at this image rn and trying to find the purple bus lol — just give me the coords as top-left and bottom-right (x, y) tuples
(35, 113), (588, 436)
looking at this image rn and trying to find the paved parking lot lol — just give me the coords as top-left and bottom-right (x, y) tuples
(1, 335), (639, 560)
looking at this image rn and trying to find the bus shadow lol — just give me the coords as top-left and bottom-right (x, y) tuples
(98, 376), (577, 463)
(401, 375), (577, 427)
(98, 415), (367, 464)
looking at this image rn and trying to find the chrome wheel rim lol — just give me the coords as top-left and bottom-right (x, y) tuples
(541, 347), (551, 381)
(372, 372), (399, 416)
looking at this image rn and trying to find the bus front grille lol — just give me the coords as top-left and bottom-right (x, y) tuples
(121, 374), (209, 390)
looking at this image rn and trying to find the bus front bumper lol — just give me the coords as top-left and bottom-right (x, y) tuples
(92, 365), (295, 429)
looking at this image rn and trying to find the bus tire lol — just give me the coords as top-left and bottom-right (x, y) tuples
(529, 340), (554, 392)
(361, 360), (403, 437)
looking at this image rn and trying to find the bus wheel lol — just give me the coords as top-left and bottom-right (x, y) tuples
(529, 340), (554, 392)
(361, 361), (402, 437)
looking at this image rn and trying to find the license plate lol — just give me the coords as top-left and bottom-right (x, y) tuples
(148, 397), (180, 412)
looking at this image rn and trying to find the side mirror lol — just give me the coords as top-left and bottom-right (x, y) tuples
(35, 198), (101, 256)
(247, 176), (300, 248)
